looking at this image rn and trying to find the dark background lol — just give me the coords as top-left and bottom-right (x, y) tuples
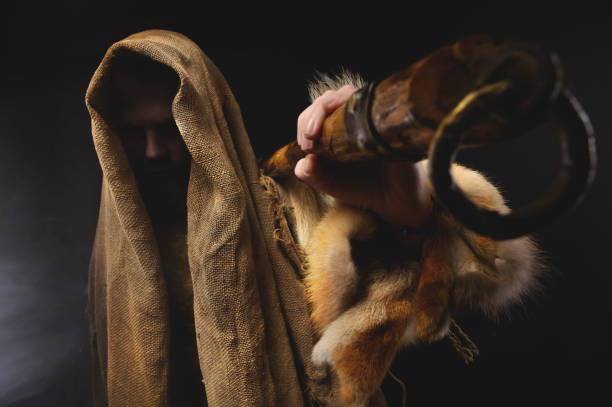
(1, 3), (610, 406)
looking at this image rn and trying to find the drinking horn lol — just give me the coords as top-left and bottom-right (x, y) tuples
(262, 35), (596, 240)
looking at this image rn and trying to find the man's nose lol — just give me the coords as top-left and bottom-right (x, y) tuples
(144, 130), (167, 159)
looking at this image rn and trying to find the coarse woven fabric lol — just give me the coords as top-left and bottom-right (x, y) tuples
(85, 29), (348, 406)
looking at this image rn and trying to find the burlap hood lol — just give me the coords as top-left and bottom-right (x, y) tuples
(85, 29), (344, 406)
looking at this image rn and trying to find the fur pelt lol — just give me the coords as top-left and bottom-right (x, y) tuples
(268, 71), (543, 407)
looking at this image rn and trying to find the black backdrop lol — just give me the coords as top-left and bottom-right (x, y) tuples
(1, 3), (611, 406)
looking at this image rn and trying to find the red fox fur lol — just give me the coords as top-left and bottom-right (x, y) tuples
(265, 73), (542, 407)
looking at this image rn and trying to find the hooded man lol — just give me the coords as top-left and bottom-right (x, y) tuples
(86, 30), (541, 407)
(86, 29), (358, 407)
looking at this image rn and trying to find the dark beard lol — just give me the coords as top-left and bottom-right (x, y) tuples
(134, 161), (190, 233)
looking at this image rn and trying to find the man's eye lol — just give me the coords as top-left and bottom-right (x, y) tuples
(121, 124), (145, 135)
(157, 120), (180, 137)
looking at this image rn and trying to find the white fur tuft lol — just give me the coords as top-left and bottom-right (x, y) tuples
(307, 69), (367, 102)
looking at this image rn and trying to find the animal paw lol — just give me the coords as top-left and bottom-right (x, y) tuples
(311, 336), (333, 367)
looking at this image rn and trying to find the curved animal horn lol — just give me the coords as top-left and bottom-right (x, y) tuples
(428, 81), (596, 239)
(261, 35), (597, 239)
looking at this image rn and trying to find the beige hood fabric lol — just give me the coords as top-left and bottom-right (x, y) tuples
(85, 30), (345, 406)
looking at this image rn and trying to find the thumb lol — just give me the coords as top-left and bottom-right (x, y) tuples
(294, 154), (330, 190)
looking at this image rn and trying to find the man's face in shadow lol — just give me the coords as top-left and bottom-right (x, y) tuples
(110, 56), (190, 231)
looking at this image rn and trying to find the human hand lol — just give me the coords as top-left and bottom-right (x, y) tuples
(294, 86), (433, 228)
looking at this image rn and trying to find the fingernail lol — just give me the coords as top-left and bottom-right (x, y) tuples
(305, 116), (316, 136)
